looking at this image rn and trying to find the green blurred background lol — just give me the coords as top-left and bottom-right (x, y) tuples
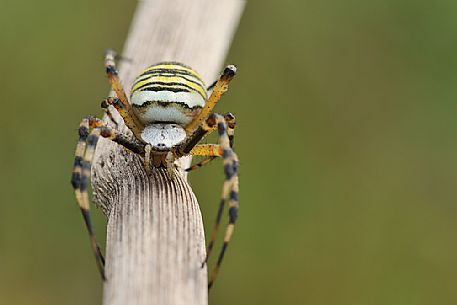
(2, 0), (457, 304)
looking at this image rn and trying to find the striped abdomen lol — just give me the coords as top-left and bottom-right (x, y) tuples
(130, 62), (207, 126)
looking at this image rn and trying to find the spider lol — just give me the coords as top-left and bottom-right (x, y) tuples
(71, 49), (239, 289)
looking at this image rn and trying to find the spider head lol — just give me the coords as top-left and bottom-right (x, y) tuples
(130, 62), (207, 126)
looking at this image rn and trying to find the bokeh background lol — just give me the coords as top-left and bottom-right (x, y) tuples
(2, 0), (457, 304)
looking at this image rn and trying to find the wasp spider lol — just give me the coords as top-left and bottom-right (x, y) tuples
(71, 50), (239, 289)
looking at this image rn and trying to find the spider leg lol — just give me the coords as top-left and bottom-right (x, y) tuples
(207, 80), (217, 91)
(207, 115), (239, 289)
(71, 117), (106, 279)
(187, 144), (226, 261)
(71, 116), (145, 280)
(101, 98), (120, 127)
(144, 144), (153, 174)
(104, 50), (144, 139)
(185, 156), (218, 172)
(185, 65), (237, 134)
(185, 113), (236, 172)
(224, 112), (236, 148)
(88, 116), (146, 155)
(183, 114), (239, 289)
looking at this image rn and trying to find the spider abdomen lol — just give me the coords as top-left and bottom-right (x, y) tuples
(130, 62), (207, 126)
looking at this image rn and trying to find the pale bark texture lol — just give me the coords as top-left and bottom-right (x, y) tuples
(91, 1), (245, 305)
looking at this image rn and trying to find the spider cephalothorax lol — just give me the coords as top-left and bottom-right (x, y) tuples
(71, 50), (239, 289)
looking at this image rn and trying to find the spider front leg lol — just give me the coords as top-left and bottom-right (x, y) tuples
(71, 116), (145, 280)
(185, 65), (236, 134)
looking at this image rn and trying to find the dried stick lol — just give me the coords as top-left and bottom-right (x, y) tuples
(91, 1), (244, 305)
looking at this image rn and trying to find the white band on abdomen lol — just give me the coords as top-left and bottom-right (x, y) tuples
(131, 90), (205, 108)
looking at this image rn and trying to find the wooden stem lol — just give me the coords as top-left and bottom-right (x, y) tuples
(91, 1), (244, 305)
